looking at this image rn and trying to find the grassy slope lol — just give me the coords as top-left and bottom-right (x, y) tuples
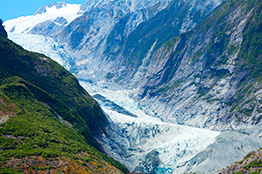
(0, 30), (128, 173)
(0, 34), (107, 147)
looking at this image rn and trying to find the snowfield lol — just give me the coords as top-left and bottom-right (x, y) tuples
(4, 2), (81, 34)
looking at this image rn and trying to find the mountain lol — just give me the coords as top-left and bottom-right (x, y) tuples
(4, 0), (262, 173)
(104, 0), (221, 81)
(0, 19), (7, 38)
(5, 1), (82, 36)
(3, 0), (222, 83)
(131, 0), (262, 129)
(52, 0), (221, 83)
(219, 148), (262, 174)
(124, 0), (262, 172)
(0, 22), (128, 173)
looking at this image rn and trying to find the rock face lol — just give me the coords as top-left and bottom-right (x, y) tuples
(4, 0), (220, 81)
(119, 0), (262, 130)
(4, 0), (262, 173)
(54, 0), (172, 78)
(219, 148), (262, 174)
(105, 0), (221, 82)
(179, 124), (262, 173)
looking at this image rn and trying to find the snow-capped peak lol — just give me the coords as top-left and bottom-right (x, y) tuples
(4, 2), (82, 34)
(34, 1), (68, 15)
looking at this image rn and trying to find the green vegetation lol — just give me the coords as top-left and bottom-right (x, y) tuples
(197, 86), (210, 97)
(0, 26), (128, 173)
(239, 0), (262, 79)
(119, 0), (211, 67)
(244, 160), (262, 170)
(0, 167), (22, 174)
(224, 0), (262, 115)
(153, 80), (184, 96)
(0, 80), (91, 159)
(250, 172), (260, 174)
(223, 149), (262, 173)
(0, 32), (106, 148)
(141, 0), (262, 123)
(177, 0), (262, 118)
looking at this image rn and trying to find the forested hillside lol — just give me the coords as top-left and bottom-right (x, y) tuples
(0, 22), (128, 174)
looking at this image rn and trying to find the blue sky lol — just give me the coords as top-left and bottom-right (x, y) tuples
(0, 0), (86, 22)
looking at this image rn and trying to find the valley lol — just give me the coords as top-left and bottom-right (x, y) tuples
(3, 0), (262, 173)
(80, 81), (220, 173)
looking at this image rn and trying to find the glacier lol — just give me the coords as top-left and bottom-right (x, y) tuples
(80, 81), (220, 173)
(4, 0), (262, 173)
(8, 33), (69, 67)
(5, 30), (221, 173)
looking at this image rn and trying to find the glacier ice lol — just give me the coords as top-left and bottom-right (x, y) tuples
(8, 33), (69, 67)
(80, 81), (220, 173)
(3, 1), (221, 173)
(4, 0), (262, 173)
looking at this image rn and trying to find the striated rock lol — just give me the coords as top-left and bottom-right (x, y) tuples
(126, 0), (262, 130)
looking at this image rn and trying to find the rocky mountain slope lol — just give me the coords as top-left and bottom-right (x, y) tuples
(0, 23), (128, 173)
(219, 148), (262, 174)
(130, 0), (262, 129)
(3, 0), (262, 173)
(104, 0), (221, 82)
(4, 0), (221, 81)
